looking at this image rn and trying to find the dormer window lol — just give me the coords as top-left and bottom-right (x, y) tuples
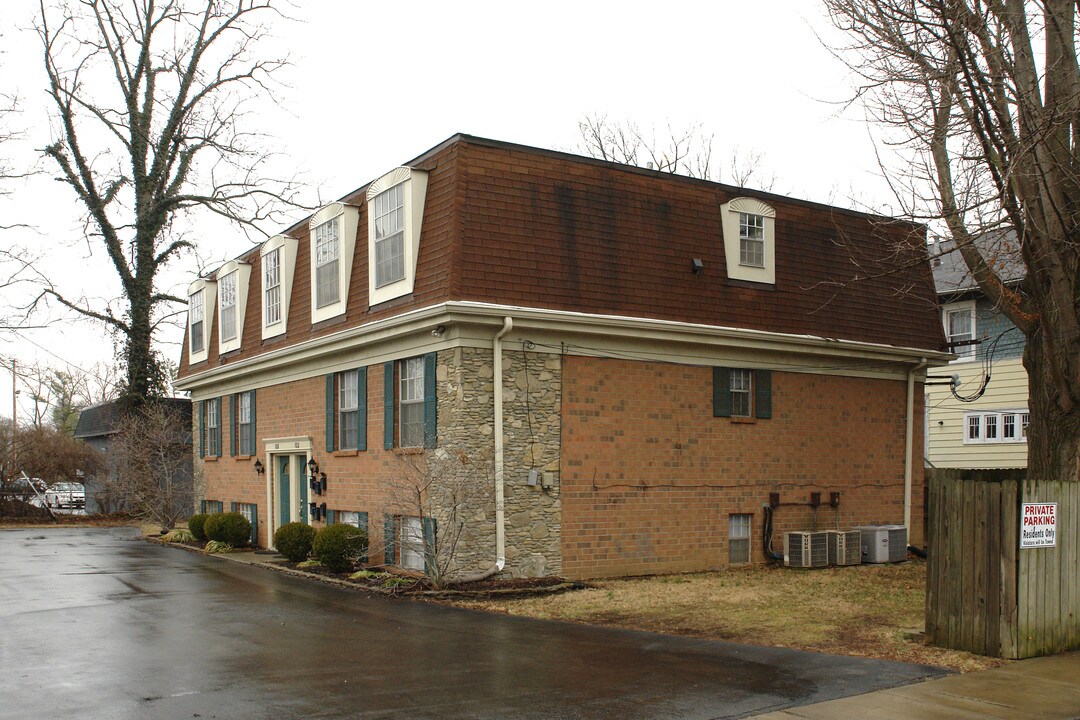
(219, 272), (238, 342)
(189, 291), (205, 354)
(308, 203), (359, 324)
(215, 260), (251, 355)
(367, 167), (429, 307)
(314, 218), (340, 307)
(721, 197), (776, 285)
(739, 213), (765, 267)
(261, 235), (297, 340)
(187, 278), (217, 365)
(373, 183), (405, 288)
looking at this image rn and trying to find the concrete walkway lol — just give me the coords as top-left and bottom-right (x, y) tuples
(751, 651), (1080, 719)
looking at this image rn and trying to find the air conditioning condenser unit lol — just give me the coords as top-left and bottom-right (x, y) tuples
(826, 530), (862, 566)
(784, 531), (829, 568)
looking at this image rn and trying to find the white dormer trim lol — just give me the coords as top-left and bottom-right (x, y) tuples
(187, 277), (217, 365)
(721, 197), (776, 285)
(367, 166), (429, 307)
(309, 202), (359, 325)
(216, 260), (251, 355)
(261, 234), (298, 340)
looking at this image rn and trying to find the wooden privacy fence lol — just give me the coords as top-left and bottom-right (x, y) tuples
(926, 471), (1080, 659)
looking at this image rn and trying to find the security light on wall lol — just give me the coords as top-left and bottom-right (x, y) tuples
(691, 258), (704, 274)
(431, 325), (446, 337)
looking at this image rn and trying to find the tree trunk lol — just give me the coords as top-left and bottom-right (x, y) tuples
(124, 290), (155, 402)
(1024, 334), (1080, 482)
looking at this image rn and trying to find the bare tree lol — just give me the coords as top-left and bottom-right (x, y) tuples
(825, 0), (1080, 482)
(576, 113), (777, 191)
(33, 0), (305, 402)
(389, 447), (494, 589)
(107, 401), (193, 530)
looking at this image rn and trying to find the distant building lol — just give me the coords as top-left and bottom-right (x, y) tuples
(925, 233), (1028, 469)
(176, 134), (948, 578)
(74, 398), (194, 515)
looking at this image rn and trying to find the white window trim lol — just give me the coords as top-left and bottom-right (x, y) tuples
(216, 260), (251, 355)
(261, 235), (298, 340)
(308, 203), (359, 325)
(962, 409), (1029, 444)
(187, 278), (217, 365)
(367, 167), (429, 307)
(729, 513), (752, 564)
(943, 300), (977, 362)
(721, 197), (776, 285)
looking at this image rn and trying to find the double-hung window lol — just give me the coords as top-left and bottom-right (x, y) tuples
(189, 291), (204, 354)
(203, 398), (221, 457)
(314, 219), (340, 308)
(338, 369), (360, 450)
(944, 302), (976, 359)
(729, 514), (752, 563)
(263, 248), (281, 326)
(373, 184), (405, 288)
(219, 272), (237, 343)
(400, 516), (425, 571)
(739, 213), (765, 267)
(237, 392), (253, 455)
(713, 367), (772, 420)
(730, 369), (753, 417)
(399, 356), (425, 448)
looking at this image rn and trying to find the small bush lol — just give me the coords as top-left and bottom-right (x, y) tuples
(188, 513), (209, 541)
(204, 512), (252, 547)
(162, 529), (195, 543)
(313, 524), (368, 573)
(273, 522), (316, 562)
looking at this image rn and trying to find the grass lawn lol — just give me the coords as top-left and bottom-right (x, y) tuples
(450, 560), (1007, 673)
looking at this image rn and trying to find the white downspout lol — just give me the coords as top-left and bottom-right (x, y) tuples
(492, 316), (514, 572)
(905, 358), (929, 536)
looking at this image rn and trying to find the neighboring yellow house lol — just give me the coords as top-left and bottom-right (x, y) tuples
(925, 236), (1029, 470)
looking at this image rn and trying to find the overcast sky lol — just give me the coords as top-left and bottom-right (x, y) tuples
(0, 1), (898, 420)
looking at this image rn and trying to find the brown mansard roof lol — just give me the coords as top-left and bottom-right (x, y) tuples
(177, 134), (946, 378)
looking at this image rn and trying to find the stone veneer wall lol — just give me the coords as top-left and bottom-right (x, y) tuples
(436, 346), (562, 577)
(191, 406), (206, 514)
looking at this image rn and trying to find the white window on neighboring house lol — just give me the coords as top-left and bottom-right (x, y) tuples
(219, 272), (237, 343)
(964, 410), (1028, 444)
(943, 301), (976, 360)
(264, 247), (281, 326)
(729, 514), (752, 564)
(314, 218), (340, 308)
(189, 291), (204, 354)
(338, 369), (359, 450)
(400, 516), (425, 571)
(730, 369), (753, 418)
(399, 356), (425, 448)
(373, 183), (405, 288)
(739, 213), (765, 267)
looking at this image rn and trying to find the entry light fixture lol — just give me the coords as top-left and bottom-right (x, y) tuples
(307, 458), (319, 476)
(253, 458), (264, 475)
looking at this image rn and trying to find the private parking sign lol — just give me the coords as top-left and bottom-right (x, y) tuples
(1020, 503), (1057, 548)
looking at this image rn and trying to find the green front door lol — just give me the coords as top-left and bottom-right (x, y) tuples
(277, 455), (291, 527)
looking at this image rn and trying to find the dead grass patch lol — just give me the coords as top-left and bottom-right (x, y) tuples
(449, 561), (1006, 673)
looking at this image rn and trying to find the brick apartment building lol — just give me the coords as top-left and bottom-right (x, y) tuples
(175, 134), (948, 579)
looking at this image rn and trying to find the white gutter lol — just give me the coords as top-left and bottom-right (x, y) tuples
(905, 358), (930, 536)
(492, 316), (513, 572)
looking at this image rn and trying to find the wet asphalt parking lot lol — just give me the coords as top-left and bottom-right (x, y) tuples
(0, 527), (945, 719)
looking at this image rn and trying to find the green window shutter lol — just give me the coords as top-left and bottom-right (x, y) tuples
(423, 517), (437, 575)
(383, 362), (395, 449)
(358, 512), (369, 563)
(231, 501), (237, 512)
(357, 367), (368, 451)
(198, 402), (205, 458)
(248, 391), (258, 456)
(229, 395), (237, 457)
(755, 370), (772, 419)
(326, 509), (336, 525)
(423, 352), (437, 448)
(384, 513), (396, 564)
(713, 367), (732, 417)
(325, 374), (336, 453)
(215, 398), (224, 457)
(200, 499), (206, 514)
(250, 505), (258, 545)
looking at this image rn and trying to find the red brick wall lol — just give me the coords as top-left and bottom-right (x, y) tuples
(560, 355), (925, 578)
(201, 364), (417, 549)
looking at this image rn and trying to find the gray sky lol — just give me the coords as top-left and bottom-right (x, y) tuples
(0, 0), (898, 419)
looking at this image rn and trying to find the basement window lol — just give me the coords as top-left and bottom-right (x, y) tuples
(729, 514), (752, 564)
